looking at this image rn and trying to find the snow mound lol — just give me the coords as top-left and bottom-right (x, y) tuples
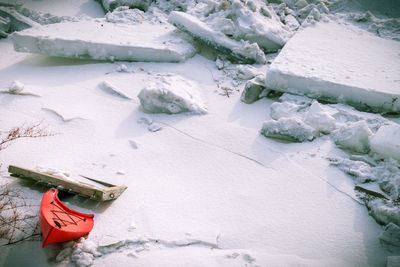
(8, 80), (24, 93)
(168, 11), (266, 64)
(331, 120), (372, 154)
(11, 20), (196, 62)
(265, 20), (400, 114)
(138, 74), (207, 115)
(105, 6), (146, 25)
(35, 166), (73, 181)
(370, 124), (400, 162)
(98, 81), (132, 100)
(261, 117), (316, 142)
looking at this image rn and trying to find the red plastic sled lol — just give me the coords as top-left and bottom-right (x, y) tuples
(40, 189), (94, 247)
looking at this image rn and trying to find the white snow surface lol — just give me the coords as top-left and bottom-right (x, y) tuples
(265, 19), (400, 114)
(11, 20), (196, 62)
(1, 0), (400, 266)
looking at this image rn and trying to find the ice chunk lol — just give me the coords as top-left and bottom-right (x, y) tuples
(370, 124), (400, 162)
(100, 0), (152, 12)
(261, 117), (316, 142)
(379, 223), (400, 247)
(284, 14), (300, 31)
(11, 20), (196, 62)
(366, 198), (400, 226)
(387, 256), (400, 267)
(138, 74), (207, 115)
(270, 101), (303, 120)
(241, 75), (267, 104)
(168, 11), (266, 64)
(236, 65), (260, 80)
(8, 80), (24, 93)
(304, 101), (336, 134)
(265, 20), (400, 114)
(331, 121), (372, 154)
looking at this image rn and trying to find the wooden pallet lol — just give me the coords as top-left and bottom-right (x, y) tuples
(8, 165), (127, 201)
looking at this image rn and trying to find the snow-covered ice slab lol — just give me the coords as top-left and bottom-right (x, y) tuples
(265, 20), (400, 114)
(11, 20), (196, 62)
(169, 11), (266, 64)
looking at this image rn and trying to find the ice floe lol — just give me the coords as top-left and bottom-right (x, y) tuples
(11, 20), (196, 62)
(265, 20), (400, 114)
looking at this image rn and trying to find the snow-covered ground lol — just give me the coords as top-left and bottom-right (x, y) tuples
(0, 0), (400, 266)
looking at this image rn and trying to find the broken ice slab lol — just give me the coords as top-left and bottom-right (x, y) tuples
(169, 11), (266, 64)
(265, 20), (400, 114)
(11, 20), (196, 62)
(0, 6), (39, 32)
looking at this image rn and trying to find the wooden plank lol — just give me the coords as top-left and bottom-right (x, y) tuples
(8, 165), (127, 201)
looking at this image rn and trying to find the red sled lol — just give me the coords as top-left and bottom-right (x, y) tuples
(40, 189), (94, 247)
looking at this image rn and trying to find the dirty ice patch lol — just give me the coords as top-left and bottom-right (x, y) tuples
(11, 20), (196, 62)
(265, 20), (400, 114)
(138, 74), (207, 115)
(169, 11), (266, 64)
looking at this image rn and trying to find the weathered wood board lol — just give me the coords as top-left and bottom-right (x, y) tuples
(8, 165), (127, 201)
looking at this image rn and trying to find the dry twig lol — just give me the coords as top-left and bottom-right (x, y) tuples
(0, 123), (54, 151)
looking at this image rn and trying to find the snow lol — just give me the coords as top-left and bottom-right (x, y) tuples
(1, 0), (400, 266)
(168, 11), (266, 64)
(370, 124), (400, 162)
(11, 20), (196, 62)
(265, 20), (400, 114)
(138, 73), (207, 115)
